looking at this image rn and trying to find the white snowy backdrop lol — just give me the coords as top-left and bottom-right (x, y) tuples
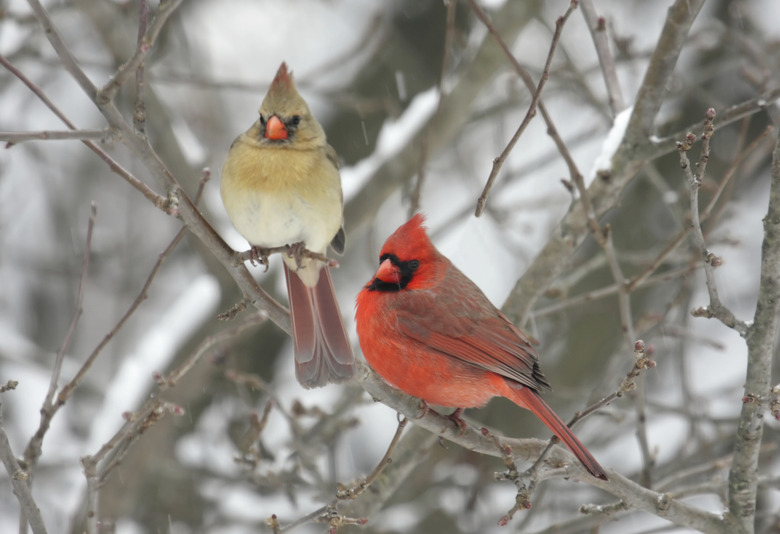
(1, 0), (779, 533)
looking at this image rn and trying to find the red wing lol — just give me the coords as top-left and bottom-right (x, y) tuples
(395, 282), (551, 392)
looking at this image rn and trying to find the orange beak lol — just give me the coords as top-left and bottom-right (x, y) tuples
(265, 115), (288, 140)
(375, 258), (401, 285)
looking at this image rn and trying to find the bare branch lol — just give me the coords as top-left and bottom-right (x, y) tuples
(503, 0), (709, 324)
(0, 406), (48, 534)
(472, 0), (578, 216)
(0, 129), (109, 144)
(359, 361), (736, 532)
(344, 0), (541, 237)
(580, 0), (626, 115)
(411, 0), (456, 217)
(647, 88), (780, 161)
(678, 109), (749, 335)
(44, 203), (95, 415)
(25, 0), (98, 97)
(337, 416), (408, 500)
(0, 54), (166, 209)
(132, 0), (149, 133)
(624, 0), (706, 147)
(97, 0), (182, 105)
(728, 129), (780, 532)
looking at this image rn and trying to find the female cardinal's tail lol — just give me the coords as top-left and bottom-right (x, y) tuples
(505, 381), (608, 480)
(284, 264), (354, 388)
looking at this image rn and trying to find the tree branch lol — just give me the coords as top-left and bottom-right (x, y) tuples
(503, 0), (707, 324)
(579, 0), (626, 115)
(727, 129), (780, 532)
(0, 405), (48, 534)
(623, 0), (706, 148)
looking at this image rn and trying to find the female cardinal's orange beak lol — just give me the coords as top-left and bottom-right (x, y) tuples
(375, 258), (401, 285)
(265, 115), (288, 140)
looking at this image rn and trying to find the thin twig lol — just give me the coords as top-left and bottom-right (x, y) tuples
(21, 204), (96, 483)
(678, 109), (749, 336)
(55, 174), (210, 406)
(525, 340), (655, 491)
(571, 340), (656, 425)
(534, 264), (700, 317)
(579, 0), (625, 115)
(646, 87), (780, 162)
(132, 0), (149, 133)
(82, 400), (182, 534)
(97, 0), (183, 104)
(44, 203), (96, 416)
(0, 406), (48, 534)
(410, 0), (456, 217)
(337, 416), (408, 500)
(22, 172), (209, 473)
(25, 0), (97, 97)
(161, 312), (267, 389)
(0, 54), (167, 209)
(0, 129), (109, 144)
(472, 0), (579, 216)
(619, 124), (773, 295)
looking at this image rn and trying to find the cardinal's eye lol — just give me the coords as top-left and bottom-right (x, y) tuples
(259, 114), (266, 125)
(408, 260), (420, 270)
(290, 115), (301, 126)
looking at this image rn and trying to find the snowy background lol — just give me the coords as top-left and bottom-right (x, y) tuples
(1, 0), (779, 533)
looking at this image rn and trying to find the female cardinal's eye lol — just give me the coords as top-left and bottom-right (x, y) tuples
(290, 115), (301, 126)
(408, 260), (420, 270)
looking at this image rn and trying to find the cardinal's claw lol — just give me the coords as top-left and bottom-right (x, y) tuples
(287, 242), (306, 269)
(249, 246), (270, 272)
(447, 408), (469, 435)
(414, 400), (431, 420)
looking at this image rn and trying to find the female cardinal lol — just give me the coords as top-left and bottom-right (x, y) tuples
(221, 62), (354, 388)
(355, 214), (607, 480)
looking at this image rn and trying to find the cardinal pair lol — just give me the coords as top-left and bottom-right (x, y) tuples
(220, 63), (607, 481)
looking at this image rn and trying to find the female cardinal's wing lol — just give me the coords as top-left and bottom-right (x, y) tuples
(395, 277), (551, 392)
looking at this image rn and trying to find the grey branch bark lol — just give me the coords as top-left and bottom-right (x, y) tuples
(727, 130), (780, 533)
(359, 362), (737, 533)
(0, 407), (47, 534)
(502, 0), (706, 324)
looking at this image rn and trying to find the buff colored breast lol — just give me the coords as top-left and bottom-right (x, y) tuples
(220, 134), (343, 258)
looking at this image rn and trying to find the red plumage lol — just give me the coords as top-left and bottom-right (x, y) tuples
(355, 214), (607, 480)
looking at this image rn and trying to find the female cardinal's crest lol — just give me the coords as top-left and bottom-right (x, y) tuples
(270, 62), (294, 91)
(262, 62), (301, 109)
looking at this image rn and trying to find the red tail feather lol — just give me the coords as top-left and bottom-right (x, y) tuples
(284, 264), (354, 388)
(505, 382), (607, 480)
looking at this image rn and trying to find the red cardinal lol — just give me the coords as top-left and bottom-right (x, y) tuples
(355, 214), (607, 480)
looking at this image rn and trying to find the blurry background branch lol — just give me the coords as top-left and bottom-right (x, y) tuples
(1, 0), (779, 533)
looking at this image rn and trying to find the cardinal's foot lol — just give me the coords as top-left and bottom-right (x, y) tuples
(248, 246), (271, 271)
(286, 242), (306, 269)
(414, 400), (431, 420)
(446, 408), (469, 435)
